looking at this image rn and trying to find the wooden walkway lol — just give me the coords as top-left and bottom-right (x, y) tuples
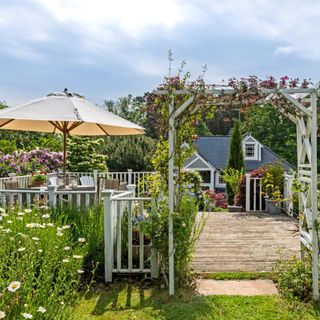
(191, 212), (300, 273)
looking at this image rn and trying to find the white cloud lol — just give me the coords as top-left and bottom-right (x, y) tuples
(274, 46), (296, 55)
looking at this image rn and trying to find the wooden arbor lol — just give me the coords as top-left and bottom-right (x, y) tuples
(155, 82), (319, 299)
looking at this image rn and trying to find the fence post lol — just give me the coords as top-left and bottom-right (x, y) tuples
(245, 173), (251, 212)
(127, 184), (136, 197)
(93, 170), (98, 186)
(128, 169), (132, 185)
(47, 185), (57, 209)
(103, 190), (114, 282)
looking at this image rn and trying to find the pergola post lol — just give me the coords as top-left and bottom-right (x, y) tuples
(168, 96), (175, 296)
(310, 92), (319, 301)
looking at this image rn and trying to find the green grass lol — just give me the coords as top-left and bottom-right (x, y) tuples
(73, 282), (320, 320)
(199, 272), (274, 280)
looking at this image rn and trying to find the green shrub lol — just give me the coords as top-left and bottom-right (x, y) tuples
(273, 256), (312, 302)
(0, 207), (88, 319)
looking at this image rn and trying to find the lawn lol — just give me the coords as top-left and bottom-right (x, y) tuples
(73, 281), (320, 320)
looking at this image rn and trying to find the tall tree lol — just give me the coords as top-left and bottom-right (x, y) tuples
(226, 120), (244, 204)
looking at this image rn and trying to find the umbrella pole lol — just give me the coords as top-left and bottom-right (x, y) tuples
(63, 131), (67, 177)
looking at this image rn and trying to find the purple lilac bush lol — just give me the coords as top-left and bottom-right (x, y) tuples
(0, 148), (63, 177)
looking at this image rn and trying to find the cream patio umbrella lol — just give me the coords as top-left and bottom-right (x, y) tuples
(0, 89), (144, 173)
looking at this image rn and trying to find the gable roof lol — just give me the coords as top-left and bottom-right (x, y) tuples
(194, 136), (293, 171)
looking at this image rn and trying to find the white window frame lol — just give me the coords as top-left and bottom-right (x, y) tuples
(244, 143), (257, 160)
(216, 171), (226, 188)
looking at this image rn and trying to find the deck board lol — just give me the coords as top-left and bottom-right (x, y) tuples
(191, 212), (300, 273)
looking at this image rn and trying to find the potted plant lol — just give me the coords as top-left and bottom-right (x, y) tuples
(262, 169), (283, 215)
(31, 172), (47, 187)
(262, 174), (282, 214)
(222, 168), (244, 212)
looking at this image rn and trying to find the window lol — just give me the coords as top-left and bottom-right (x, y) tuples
(245, 143), (256, 158)
(199, 170), (211, 183)
(216, 171), (226, 187)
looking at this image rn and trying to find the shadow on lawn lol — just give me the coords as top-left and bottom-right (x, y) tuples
(87, 280), (214, 320)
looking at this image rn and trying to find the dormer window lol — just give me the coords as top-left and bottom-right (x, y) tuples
(243, 135), (261, 161)
(245, 143), (256, 158)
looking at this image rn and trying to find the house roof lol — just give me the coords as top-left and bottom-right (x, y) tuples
(193, 136), (293, 171)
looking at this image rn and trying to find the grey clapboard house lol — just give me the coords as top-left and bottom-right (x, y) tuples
(184, 134), (293, 191)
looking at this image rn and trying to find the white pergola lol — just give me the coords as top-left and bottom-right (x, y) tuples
(155, 83), (319, 300)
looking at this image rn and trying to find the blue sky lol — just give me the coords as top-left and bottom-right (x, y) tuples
(1, 0), (320, 106)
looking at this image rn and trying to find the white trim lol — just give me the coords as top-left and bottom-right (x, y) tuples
(185, 152), (216, 170)
(215, 171), (226, 188)
(243, 135), (262, 161)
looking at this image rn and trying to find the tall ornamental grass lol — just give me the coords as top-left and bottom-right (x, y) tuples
(0, 206), (87, 319)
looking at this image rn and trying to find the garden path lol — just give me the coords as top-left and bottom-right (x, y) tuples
(191, 212), (300, 273)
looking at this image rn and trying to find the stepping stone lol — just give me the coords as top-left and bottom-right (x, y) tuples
(196, 279), (278, 296)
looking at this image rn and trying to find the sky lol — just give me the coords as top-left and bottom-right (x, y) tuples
(0, 0), (320, 107)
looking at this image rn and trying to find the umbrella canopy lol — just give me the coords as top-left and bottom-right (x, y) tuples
(0, 89), (144, 173)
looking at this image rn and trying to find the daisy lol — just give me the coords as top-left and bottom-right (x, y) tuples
(77, 269), (85, 274)
(18, 247), (26, 252)
(8, 281), (21, 292)
(32, 237), (40, 241)
(73, 255), (83, 259)
(78, 238), (86, 243)
(0, 208), (5, 213)
(62, 258), (70, 263)
(17, 212), (25, 216)
(22, 313), (32, 319)
(64, 246), (71, 251)
(17, 217), (23, 221)
(24, 209), (32, 214)
(38, 249), (43, 253)
(46, 223), (54, 227)
(42, 214), (50, 219)
(56, 231), (63, 237)
(37, 306), (46, 314)
(61, 225), (71, 229)
(0, 311), (5, 319)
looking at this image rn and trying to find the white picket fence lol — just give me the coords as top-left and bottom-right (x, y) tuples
(102, 189), (158, 281)
(0, 185), (97, 210)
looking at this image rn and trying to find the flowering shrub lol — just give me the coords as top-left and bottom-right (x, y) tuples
(204, 190), (228, 209)
(0, 149), (63, 177)
(0, 207), (87, 319)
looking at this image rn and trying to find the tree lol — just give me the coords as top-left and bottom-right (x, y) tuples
(226, 120), (244, 204)
(100, 135), (154, 171)
(67, 137), (107, 172)
(242, 104), (297, 165)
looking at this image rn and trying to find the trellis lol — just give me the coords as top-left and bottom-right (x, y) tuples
(155, 83), (319, 300)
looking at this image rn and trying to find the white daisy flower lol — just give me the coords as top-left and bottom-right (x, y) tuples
(56, 231), (63, 237)
(64, 246), (71, 251)
(9, 237), (15, 241)
(32, 237), (40, 241)
(22, 313), (32, 319)
(0, 310), (6, 319)
(8, 281), (21, 292)
(73, 255), (83, 259)
(42, 214), (50, 219)
(24, 209), (32, 214)
(78, 238), (86, 243)
(62, 258), (70, 263)
(2, 228), (11, 233)
(38, 249), (43, 253)
(1, 213), (8, 217)
(60, 301), (65, 305)
(37, 306), (46, 313)
(0, 216), (3, 221)
(61, 225), (71, 229)
(46, 223), (54, 227)
(7, 220), (13, 224)
(77, 269), (85, 274)
(17, 212), (25, 216)
(17, 217), (23, 221)
(0, 208), (5, 213)
(18, 247), (26, 252)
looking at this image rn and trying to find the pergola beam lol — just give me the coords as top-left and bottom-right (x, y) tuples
(281, 93), (312, 117)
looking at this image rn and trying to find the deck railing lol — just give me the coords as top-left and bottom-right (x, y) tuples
(102, 189), (158, 282)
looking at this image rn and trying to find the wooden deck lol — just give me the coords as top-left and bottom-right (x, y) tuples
(191, 212), (300, 273)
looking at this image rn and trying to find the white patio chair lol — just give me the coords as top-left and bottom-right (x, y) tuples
(80, 175), (95, 187)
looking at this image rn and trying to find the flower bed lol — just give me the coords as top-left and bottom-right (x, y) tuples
(0, 206), (87, 319)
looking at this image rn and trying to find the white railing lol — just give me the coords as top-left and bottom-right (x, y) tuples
(0, 185), (96, 210)
(103, 189), (158, 282)
(245, 174), (265, 212)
